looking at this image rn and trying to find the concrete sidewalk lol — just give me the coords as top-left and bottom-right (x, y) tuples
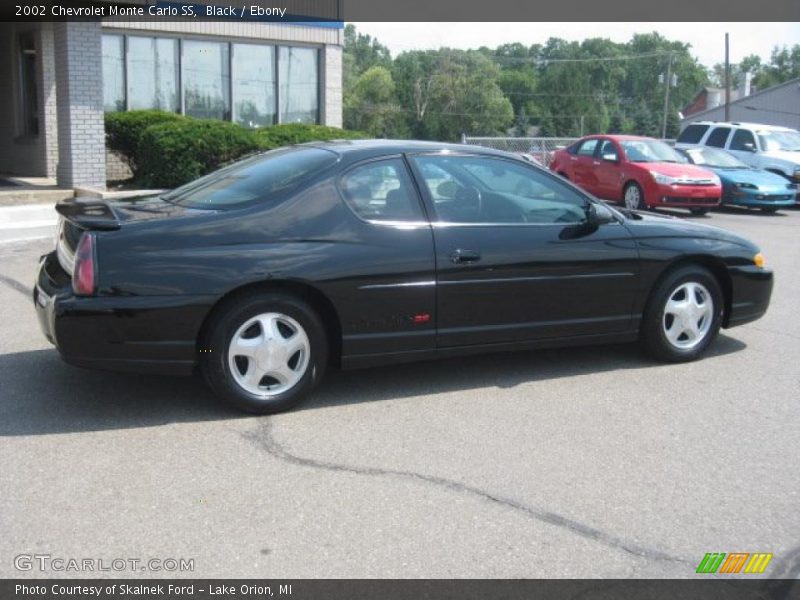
(0, 203), (58, 245)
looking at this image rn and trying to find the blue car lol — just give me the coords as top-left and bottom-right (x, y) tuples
(678, 146), (796, 213)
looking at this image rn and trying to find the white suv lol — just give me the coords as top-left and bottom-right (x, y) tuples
(676, 122), (800, 188)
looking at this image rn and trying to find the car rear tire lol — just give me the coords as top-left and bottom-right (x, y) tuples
(200, 291), (328, 414)
(623, 181), (645, 210)
(690, 208), (709, 216)
(640, 265), (723, 363)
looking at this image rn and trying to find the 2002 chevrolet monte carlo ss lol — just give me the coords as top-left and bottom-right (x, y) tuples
(34, 140), (774, 413)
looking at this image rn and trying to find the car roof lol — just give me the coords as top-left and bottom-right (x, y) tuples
(687, 121), (797, 132)
(299, 139), (522, 161)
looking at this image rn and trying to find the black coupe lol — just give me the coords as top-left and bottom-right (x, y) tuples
(35, 140), (773, 413)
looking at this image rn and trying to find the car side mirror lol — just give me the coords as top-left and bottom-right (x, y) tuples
(585, 202), (615, 226)
(602, 153), (619, 162)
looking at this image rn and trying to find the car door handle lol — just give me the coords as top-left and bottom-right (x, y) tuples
(450, 249), (481, 264)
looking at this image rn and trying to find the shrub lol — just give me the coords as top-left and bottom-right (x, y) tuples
(104, 110), (184, 176)
(137, 119), (260, 188)
(253, 123), (366, 150)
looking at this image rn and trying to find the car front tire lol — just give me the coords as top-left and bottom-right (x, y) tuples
(623, 181), (645, 211)
(200, 291), (328, 414)
(640, 265), (724, 362)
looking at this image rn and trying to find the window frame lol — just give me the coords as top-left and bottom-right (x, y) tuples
(407, 152), (596, 228)
(705, 126), (732, 148)
(729, 128), (758, 151)
(18, 31), (39, 137)
(336, 155), (431, 227)
(101, 29), (321, 126)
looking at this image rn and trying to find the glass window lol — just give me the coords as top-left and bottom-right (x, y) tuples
(127, 36), (179, 112)
(279, 46), (318, 124)
(412, 155), (587, 224)
(577, 139), (598, 156)
(676, 124), (709, 144)
(598, 140), (618, 161)
(620, 139), (686, 163)
(232, 43), (276, 128)
(757, 130), (800, 152)
(183, 40), (230, 120)
(706, 127), (731, 148)
(19, 32), (38, 135)
(162, 147), (337, 209)
(729, 129), (757, 151)
(102, 34), (125, 112)
(682, 147), (747, 168)
(340, 159), (423, 222)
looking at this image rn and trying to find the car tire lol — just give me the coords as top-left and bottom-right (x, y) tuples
(690, 208), (709, 216)
(623, 181), (645, 210)
(200, 291), (328, 414)
(640, 265), (724, 363)
(761, 207), (778, 214)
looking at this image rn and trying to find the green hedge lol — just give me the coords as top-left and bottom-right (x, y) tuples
(253, 123), (366, 150)
(136, 119), (260, 188)
(105, 110), (366, 187)
(104, 110), (184, 177)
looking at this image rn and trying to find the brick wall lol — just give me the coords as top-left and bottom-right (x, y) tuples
(53, 21), (106, 189)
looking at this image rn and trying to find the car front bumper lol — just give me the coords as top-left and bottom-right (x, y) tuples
(35, 251), (213, 376)
(725, 265), (774, 328)
(723, 189), (796, 208)
(653, 183), (721, 208)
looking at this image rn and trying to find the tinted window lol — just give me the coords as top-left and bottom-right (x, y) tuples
(127, 36), (179, 112)
(279, 46), (319, 124)
(232, 44), (276, 128)
(706, 127), (731, 148)
(102, 35), (125, 112)
(162, 147), (336, 208)
(340, 159), (423, 222)
(183, 40), (231, 120)
(677, 124), (709, 144)
(598, 140), (618, 160)
(729, 129), (757, 151)
(577, 139), (599, 156)
(412, 155), (587, 224)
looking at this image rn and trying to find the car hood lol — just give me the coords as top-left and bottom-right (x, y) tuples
(645, 162), (718, 180)
(622, 209), (759, 251)
(760, 150), (800, 165)
(707, 167), (792, 188)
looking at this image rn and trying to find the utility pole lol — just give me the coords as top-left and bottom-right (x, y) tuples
(724, 33), (731, 121)
(661, 53), (674, 139)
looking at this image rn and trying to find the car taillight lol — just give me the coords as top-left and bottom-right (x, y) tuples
(72, 233), (96, 296)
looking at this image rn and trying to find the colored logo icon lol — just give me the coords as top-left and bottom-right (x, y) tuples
(696, 552), (773, 574)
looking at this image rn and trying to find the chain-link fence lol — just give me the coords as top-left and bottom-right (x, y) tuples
(462, 136), (677, 166)
(461, 137), (577, 166)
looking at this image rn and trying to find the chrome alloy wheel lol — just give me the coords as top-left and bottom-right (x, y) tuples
(228, 312), (310, 397)
(624, 185), (642, 210)
(662, 282), (714, 350)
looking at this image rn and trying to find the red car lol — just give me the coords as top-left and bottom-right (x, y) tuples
(549, 135), (722, 215)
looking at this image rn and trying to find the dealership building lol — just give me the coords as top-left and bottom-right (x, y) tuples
(0, 16), (343, 190)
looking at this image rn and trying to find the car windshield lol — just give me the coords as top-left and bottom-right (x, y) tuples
(620, 139), (687, 163)
(757, 130), (800, 152)
(161, 147), (338, 208)
(682, 147), (747, 169)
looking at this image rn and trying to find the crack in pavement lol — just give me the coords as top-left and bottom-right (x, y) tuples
(0, 273), (32, 298)
(243, 419), (690, 566)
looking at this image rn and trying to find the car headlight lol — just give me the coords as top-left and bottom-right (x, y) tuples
(709, 175), (721, 186)
(650, 171), (676, 185)
(734, 182), (758, 190)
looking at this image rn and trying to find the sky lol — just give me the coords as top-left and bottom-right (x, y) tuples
(350, 22), (800, 68)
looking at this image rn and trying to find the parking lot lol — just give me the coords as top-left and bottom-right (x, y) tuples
(1, 206), (798, 579)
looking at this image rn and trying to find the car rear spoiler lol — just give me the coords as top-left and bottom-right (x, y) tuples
(55, 198), (121, 231)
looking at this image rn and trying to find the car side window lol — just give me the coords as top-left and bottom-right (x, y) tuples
(598, 140), (619, 161)
(706, 127), (731, 148)
(577, 139), (598, 156)
(729, 129), (757, 151)
(677, 124), (710, 144)
(340, 158), (424, 222)
(411, 155), (587, 225)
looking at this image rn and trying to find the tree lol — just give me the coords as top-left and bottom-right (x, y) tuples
(344, 66), (408, 138)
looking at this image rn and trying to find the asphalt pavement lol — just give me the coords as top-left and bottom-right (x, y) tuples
(0, 204), (798, 579)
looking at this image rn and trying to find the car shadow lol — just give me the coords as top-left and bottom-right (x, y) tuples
(0, 334), (747, 437)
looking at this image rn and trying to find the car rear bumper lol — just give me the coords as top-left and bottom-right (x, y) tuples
(35, 251), (213, 376)
(725, 265), (774, 328)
